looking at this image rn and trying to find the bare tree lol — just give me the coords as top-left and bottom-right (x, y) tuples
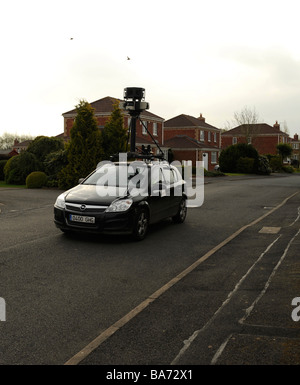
(233, 106), (260, 143)
(0, 132), (34, 150)
(282, 120), (289, 135)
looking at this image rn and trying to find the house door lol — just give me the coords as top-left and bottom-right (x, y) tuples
(202, 152), (208, 170)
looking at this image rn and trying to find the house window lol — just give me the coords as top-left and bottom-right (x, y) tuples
(247, 137), (252, 144)
(233, 137), (237, 144)
(153, 122), (158, 136)
(214, 133), (217, 142)
(211, 152), (217, 164)
(142, 121), (148, 135)
(293, 143), (299, 149)
(208, 131), (211, 142)
(200, 130), (205, 141)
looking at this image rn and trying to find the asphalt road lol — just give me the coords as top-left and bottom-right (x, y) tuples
(0, 173), (300, 367)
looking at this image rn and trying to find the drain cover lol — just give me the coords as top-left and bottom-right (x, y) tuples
(259, 226), (281, 234)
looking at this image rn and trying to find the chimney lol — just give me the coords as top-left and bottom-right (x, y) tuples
(198, 113), (205, 122)
(273, 121), (280, 130)
(14, 139), (19, 146)
(294, 133), (299, 141)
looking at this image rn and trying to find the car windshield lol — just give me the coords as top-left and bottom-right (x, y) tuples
(83, 163), (149, 188)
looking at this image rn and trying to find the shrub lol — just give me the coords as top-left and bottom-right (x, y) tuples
(282, 166), (294, 173)
(44, 149), (68, 187)
(257, 155), (271, 175)
(236, 157), (255, 173)
(269, 156), (282, 172)
(3, 156), (14, 181)
(27, 136), (64, 167)
(58, 100), (102, 190)
(276, 143), (293, 162)
(4, 152), (41, 185)
(0, 159), (7, 180)
(219, 143), (259, 173)
(204, 169), (225, 177)
(26, 171), (48, 188)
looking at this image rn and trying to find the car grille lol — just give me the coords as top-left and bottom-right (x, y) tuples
(66, 203), (108, 213)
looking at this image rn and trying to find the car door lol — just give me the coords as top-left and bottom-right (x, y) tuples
(147, 165), (170, 223)
(162, 165), (183, 216)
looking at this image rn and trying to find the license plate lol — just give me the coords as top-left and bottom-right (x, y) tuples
(69, 214), (95, 224)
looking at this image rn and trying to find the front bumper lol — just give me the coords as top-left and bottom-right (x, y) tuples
(54, 206), (136, 235)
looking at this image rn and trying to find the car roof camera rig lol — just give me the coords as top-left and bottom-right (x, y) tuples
(118, 87), (165, 162)
(121, 87), (149, 115)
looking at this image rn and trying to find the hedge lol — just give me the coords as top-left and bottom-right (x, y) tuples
(26, 171), (48, 189)
(0, 159), (7, 180)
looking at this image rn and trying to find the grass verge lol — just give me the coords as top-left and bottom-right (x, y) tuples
(224, 173), (248, 176)
(0, 180), (26, 188)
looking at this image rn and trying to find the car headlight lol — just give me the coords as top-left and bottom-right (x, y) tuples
(106, 199), (133, 212)
(54, 193), (66, 209)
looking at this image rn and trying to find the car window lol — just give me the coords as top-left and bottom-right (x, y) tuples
(162, 167), (175, 185)
(171, 166), (183, 182)
(83, 164), (148, 187)
(150, 165), (163, 186)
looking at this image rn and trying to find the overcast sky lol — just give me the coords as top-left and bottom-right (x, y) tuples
(1, 0), (300, 138)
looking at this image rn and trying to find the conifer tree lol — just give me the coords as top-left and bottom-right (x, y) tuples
(101, 101), (128, 159)
(58, 100), (102, 189)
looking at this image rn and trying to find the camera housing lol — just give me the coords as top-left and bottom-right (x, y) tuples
(119, 87), (149, 113)
(116, 86), (164, 159)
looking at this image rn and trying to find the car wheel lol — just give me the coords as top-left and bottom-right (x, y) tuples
(172, 198), (187, 223)
(132, 208), (149, 241)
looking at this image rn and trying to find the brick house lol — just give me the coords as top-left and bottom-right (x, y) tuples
(0, 148), (19, 160)
(291, 133), (300, 165)
(163, 114), (221, 170)
(221, 121), (290, 155)
(13, 139), (33, 153)
(62, 96), (166, 157)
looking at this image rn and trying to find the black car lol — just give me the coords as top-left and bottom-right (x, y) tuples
(54, 161), (187, 240)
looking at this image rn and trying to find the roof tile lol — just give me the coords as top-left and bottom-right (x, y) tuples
(63, 96), (164, 121)
(164, 114), (219, 130)
(222, 123), (288, 136)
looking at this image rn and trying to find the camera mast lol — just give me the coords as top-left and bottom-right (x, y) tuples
(118, 87), (165, 161)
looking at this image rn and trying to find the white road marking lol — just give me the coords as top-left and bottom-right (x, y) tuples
(64, 191), (299, 365)
(171, 235), (281, 365)
(288, 206), (300, 227)
(240, 227), (300, 324)
(211, 334), (233, 365)
(211, 208), (300, 365)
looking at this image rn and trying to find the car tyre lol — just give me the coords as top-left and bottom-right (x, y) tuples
(60, 228), (72, 236)
(172, 198), (187, 224)
(132, 207), (149, 241)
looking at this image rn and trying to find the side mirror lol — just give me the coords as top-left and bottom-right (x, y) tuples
(78, 178), (84, 184)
